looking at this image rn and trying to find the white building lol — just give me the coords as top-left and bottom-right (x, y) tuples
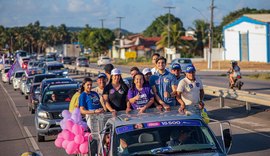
(223, 14), (270, 63)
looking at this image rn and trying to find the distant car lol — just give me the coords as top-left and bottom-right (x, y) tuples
(19, 75), (27, 95)
(28, 83), (41, 114)
(44, 61), (68, 77)
(40, 78), (74, 96)
(12, 70), (25, 91)
(62, 56), (72, 65)
(22, 76), (34, 99)
(171, 58), (193, 72)
(1, 67), (10, 83)
(97, 56), (112, 66)
(76, 57), (89, 67)
(35, 83), (78, 142)
(33, 74), (57, 84)
(28, 61), (40, 70)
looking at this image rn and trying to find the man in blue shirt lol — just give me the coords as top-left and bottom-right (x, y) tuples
(149, 56), (178, 111)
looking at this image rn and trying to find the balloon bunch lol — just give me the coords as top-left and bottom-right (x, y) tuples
(55, 108), (91, 155)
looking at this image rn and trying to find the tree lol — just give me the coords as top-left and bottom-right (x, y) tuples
(143, 13), (184, 37)
(193, 19), (209, 56)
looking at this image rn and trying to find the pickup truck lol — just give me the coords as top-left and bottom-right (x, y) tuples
(86, 108), (232, 156)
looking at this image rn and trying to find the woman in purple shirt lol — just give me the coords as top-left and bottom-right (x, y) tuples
(127, 72), (154, 113)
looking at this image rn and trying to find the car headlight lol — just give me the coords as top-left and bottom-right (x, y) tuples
(63, 71), (68, 75)
(38, 111), (49, 119)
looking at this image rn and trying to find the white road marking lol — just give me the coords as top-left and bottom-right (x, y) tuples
(24, 126), (41, 151)
(0, 82), (21, 117)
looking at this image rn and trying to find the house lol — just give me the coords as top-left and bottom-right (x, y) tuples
(223, 14), (270, 63)
(111, 34), (161, 59)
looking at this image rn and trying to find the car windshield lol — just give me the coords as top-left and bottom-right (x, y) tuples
(102, 57), (110, 60)
(178, 59), (192, 64)
(4, 68), (10, 73)
(63, 57), (71, 60)
(113, 120), (219, 155)
(43, 88), (77, 104)
(26, 77), (34, 84)
(15, 72), (24, 78)
(48, 65), (64, 71)
(5, 60), (10, 64)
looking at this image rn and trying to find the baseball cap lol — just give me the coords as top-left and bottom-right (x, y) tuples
(104, 64), (114, 74)
(171, 63), (181, 70)
(142, 68), (151, 75)
(111, 68), (121, 75)
(185, 65), (196, 73)
(97, 73), (107, 79)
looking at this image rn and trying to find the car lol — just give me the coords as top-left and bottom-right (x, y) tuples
(171, 58), (193, 72)
(12, 70), (25, 91)
(44, 61), (68, 77)
(28, 61), (40, 70)
(19, 75), (27, 95)
(28, 83), (41, 114)
(22, 76), (34, 99)
(61, 56), (72, 65)
(40, 78), (74, 96)
(33, 74), (57, 84)
(89, 108), (232, 156)
(1, 67), (10, 83)
(35, 83), (79, 142)
(76, 57), (89, 67)
(97, 56), (112, 66)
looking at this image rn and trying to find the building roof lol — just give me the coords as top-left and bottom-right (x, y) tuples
(244, 14), (270, 23)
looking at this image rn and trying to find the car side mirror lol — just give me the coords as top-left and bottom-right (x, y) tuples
(223, 129), (232, 149)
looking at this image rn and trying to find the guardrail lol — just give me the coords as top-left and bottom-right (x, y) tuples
(64, 64), (270, 111)
(204, 85), (270, 111)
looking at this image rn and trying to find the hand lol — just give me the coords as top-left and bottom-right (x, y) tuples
(178, 105), (186, 114)
(163, 104), (171, 112)
(170, 91), (177, 97)
(95, 108), (104, 114)
(156, 105), (163, 112)
(111, 110), (117, 117)
(134, 93), (140, 100)
(138, 106), (146, 114)
(126, 107), (132, 114)
(198, 101), (204, 110)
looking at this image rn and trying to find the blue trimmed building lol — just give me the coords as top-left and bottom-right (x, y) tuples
(223, 14), (270, 63)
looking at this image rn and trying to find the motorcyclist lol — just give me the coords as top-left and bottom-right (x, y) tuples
(228, 61), (241, 88)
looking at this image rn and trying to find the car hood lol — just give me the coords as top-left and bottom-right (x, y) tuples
(39, 103), (69, 112)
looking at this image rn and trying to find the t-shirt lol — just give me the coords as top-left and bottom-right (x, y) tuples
(103, 83), (128, 111)
(127, 85), (154, 109)
(92, 87), (105, 109)
(177, 76), (203, 105)
(79, 91), (102, 110)
(69, 91), (80, 112)
(149, 70), (178, 106)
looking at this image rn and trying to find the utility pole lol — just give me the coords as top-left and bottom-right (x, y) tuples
(208, 0), (215, 69)
(116, 16), (124, 38)
(164, 6), (175, 48)
(99, 19), (105, 29)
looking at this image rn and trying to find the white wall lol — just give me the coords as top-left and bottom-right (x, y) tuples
(204, 48), (225, 61)
(224, 21), (267, 62)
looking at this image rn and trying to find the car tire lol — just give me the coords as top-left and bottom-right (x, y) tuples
(21, 91), (24, 95)
(14, 88), (16, 91)
(25, 95), (28, 99)
(37, 133), (45, 142)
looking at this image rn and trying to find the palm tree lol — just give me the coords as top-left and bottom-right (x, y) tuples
(193, 19), (209, 56)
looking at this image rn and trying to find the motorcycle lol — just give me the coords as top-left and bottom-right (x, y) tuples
(228, 71), (244, 90)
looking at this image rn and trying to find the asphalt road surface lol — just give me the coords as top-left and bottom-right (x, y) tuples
(0, 72), (270, 156)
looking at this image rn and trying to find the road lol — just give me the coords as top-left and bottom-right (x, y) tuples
(0, 72), (270, 156)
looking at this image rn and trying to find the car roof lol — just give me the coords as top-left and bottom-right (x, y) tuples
(41, 77), (73, 83)
(110, 109), (202, 128)
(45, 61), (63, 66)
(15, 70), (25, 73)
(46, 83), (78, 90)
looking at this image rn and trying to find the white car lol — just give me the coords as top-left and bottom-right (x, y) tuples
(12, 70), (25, 91)
(1, 67), (11, 83)
(19, 75), (27, 95)
(97, 56), (112, 66)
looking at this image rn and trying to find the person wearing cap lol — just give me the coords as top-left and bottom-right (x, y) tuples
(103, 64), (114, 83)
(170, 63), (183, 84)
(127, 72), (154, 113)
(176, 65), (205, 115)
(149, 56), (178, 111)
(103, 68), (129, 114)
(92, 73), (108, 111)
(142, 68), (152, 84)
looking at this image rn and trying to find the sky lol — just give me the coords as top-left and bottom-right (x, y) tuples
(0, 0), (270, 33)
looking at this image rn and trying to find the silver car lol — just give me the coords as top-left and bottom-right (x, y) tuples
(97, 56), (112, 66)
(76, 57), (89, 67)
(12, 70), (25, 91)
(1, 67), (10, 83)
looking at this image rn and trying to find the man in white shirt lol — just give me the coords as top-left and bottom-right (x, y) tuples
(177, 65), (204, 115)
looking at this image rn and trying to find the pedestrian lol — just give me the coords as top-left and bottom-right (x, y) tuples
(149, 56), (178, 111)
(92, 73), (108, 111)
(176, 65), (205, 115)
(127, 72), (154, 113)
(142, 68), (152, 84)
(103, 68), (129, 115)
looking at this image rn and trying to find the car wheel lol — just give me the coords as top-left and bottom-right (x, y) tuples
(14, 88), (16, 91)
(37, 133), (45, 142)
(21, 91), (24, 95)
(25, 95), (28, 99)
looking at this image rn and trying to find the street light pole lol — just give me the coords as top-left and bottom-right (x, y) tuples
(164, 6), (175, 48)
(99, 19), (105, 29)
(208, 0), (215, 69)
(116, 17), (124, 38)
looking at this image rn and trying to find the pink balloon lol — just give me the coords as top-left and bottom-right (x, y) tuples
(71, 114), (81, 123)
(55, 138), (64, 148)
(62, 110), (71, 119)
(79, 141), (89, 154)
(60, 119), (67, 130)
(72, 124), (83, 135)
(84, 132), (92, 142)
(79, 121), (88, 131)
(66, 141), (79, 155)
(66, 120), (74, 131)
(62, 140), (69, 149)
(63, 130), (75, 141)
(74, 134), (84, 144)
(57, 132), (64, 139)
